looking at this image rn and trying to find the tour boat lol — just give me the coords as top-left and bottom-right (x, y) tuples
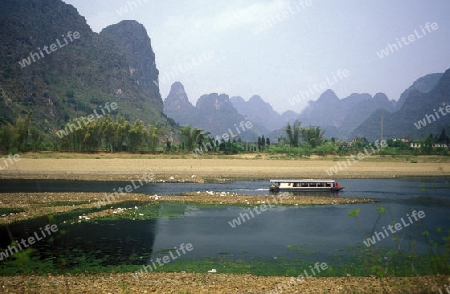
(269, 179), (344, 192)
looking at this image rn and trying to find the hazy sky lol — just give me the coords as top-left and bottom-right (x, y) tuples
(62, 0), (450, 113)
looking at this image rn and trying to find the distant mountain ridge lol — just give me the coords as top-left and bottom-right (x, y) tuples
(165, 70), (449, 142)
(297, 90), (397, 139)
(230, 95), (297, 132)
(164, 82), (259, 140)
(352, 69), (450, 141)
(163, 82), (196, 126)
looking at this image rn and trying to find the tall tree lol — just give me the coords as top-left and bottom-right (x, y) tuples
(147, 124), (160, 151)
(285, 122), (301, 147)
(181, 126), (194, 151)
(128, 120), (147, 153)
(15, 111), (32, 152)
(29, 126), (43, 152)
(0, 119), (17, 152)
(114, 116), (130, 152)
(438, 129), (449, 144)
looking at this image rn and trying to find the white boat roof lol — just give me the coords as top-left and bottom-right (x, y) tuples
(270, 179), (336, 183)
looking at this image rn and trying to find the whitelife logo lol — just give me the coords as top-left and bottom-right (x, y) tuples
(55, 101), (118, 139)
(325, 140), (387, 176)
(18, 31), (80, 68)
(153, 50), (215, 88)
(376, 22), (438, 59)
(228, 193), (290, 228)
(363, 210), (425, 247)
(288, 69), (350, 106)
(95, 172), (154, 208)
(414, 103), (450, 130)
(0, 224), (58, 261)
(115, 0), (148, 16)
(131, 242), (193, 280)
(0, 154), (20, 170)
(192, 120), (253, 157)
(251, 0), (313, 35)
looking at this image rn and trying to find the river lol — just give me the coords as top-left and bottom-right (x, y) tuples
(0, 177), (448, 274)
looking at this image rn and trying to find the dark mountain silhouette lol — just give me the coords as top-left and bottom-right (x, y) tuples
(352, 68), (450, 141)
(100, 20), (162, 111)
(396, 73), (443, 110)
(0, 0), (166, 133)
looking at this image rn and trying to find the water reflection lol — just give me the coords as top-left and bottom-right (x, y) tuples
(0, 178), (448, 272)
(0, 215), (158, 270)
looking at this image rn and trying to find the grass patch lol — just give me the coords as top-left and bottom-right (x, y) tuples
(0, 242), (448, 277)
(0, 208), (26, 215)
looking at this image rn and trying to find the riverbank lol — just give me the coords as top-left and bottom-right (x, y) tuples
(0, 273), (448, 293)
(0, 155), (448, 181)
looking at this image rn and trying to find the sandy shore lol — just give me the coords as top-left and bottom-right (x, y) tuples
(0, 273), (449, 293)
(0, 157), (448, 181)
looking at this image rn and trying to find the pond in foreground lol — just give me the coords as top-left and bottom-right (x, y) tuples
(0, 178), (449, 276)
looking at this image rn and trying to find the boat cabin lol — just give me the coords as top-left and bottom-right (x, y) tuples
(269, 179), (344, 192)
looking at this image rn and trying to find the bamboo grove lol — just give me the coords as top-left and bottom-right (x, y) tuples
(1, 113), (448, 156)
(0, 113), (166, 153)
(55, 116), (163, 153)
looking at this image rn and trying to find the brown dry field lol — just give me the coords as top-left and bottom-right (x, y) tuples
(0, 154), (449, 293)
(0, 153), (448, 181)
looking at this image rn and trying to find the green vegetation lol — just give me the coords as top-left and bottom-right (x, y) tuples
(0, 208), (26, 215)
(1, 115), (449, 156)
(0, 244), (447, 277)
(347, 202), (449, 278)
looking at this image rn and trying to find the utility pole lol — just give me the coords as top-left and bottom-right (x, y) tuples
(380, 113), (384, 142)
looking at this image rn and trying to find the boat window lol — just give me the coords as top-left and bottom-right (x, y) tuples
(309, 182), (316, 187)
(326, 183), (331, 187)
(301, 182), (308, 187)
(317, 182), (324, 187)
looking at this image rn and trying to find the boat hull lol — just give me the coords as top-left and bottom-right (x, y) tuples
(269, 185), (344, 192)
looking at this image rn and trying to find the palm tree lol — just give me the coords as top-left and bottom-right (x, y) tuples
(181, 125), (208, 151)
